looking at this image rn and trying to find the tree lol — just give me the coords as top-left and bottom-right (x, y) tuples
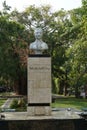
(65, 0), (87, 97)
(0, 4), (77, 95)
(0, 2), (29, 95)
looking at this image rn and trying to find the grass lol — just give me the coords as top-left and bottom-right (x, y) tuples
(0, 99), (6, 106)
(1, 94), (87, 112)
(52, 97), (87, 110)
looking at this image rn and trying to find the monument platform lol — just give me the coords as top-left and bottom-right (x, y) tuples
(0, 110), (86, 130)
(1, 110), (81, 120)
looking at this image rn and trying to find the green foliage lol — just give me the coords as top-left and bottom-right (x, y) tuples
(0, 0), (87, 96)
(0, 3), (29, 94)
(10, 99), (18, 109)
(10, 98), (27, 111)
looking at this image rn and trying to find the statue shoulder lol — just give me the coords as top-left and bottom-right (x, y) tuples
(42, 41), (48, 49)
(30, 42), (36, 49)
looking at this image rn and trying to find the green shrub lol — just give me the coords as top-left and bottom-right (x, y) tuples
(10, 98), (27, 111)
(10, 99), (19, 109)
(18, 98), (26, 108)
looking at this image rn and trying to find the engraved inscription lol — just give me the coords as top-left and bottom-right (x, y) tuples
(29, 66), (50, 70)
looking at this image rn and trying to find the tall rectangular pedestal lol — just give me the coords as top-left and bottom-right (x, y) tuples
(27, 55), (51, 116)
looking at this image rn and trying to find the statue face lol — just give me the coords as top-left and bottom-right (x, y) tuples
(34, 28), (43, 40)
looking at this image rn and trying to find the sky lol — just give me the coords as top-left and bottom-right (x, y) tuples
(0, 0), (82, 12)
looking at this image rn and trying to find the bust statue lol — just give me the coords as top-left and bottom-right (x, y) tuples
(29, 28), (48, 54)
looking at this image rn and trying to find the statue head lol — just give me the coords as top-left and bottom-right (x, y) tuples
(34, 28), (43, 40)
(30, 27), (48, 54)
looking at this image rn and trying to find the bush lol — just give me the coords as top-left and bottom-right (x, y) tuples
(10, 98), (27, 111)
(10, 99), (19, 109)
(18, 98), (26, 107)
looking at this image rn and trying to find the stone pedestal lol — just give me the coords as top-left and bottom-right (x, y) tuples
(27, 55), (51, 116)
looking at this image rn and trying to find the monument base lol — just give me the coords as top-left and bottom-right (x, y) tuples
(27, 55), (51, 116)
(27, 106), (51, 116)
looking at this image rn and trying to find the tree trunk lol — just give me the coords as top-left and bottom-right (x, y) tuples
(13, 75), (27, 95)
(58, 79), (64, 95)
